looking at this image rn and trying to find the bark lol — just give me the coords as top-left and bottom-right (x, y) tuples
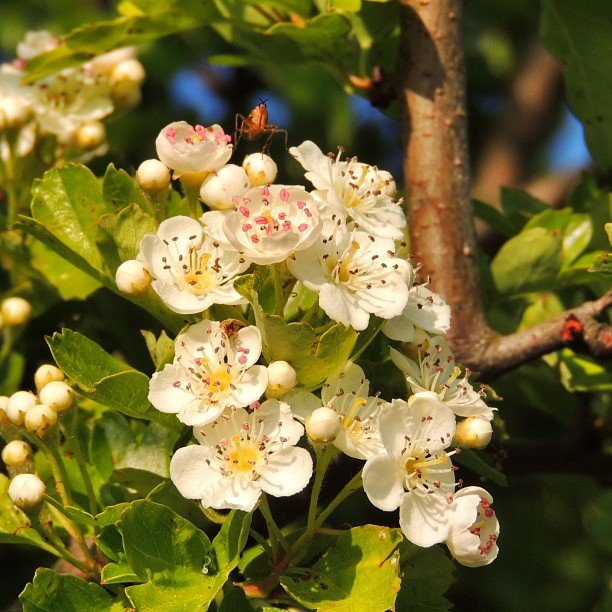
(397, 0), (611, 380)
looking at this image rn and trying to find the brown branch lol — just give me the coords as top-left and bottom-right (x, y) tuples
(397, 0), (611, 380)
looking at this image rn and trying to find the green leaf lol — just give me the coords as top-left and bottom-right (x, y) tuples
(454, 448), (507, 487)
(44, 495), (95, 526)
(281, 525), (402, 611)
(491, 227), (563, 295)
(47, 329), (182, 431)
(540, 0), (612, 170)
(141, 329), (175, 369)
(30, 164), (107, 271)
(547, 348), (612, 392)
(0, 351), (25, 396)
(588, 252), (612, 277)
(396, 541), (455, 612)
(500, 187), (548, 234)
(20, 568), (123, 611)
(0, 475), (57, 555)
(212, 509), (252, 570)
(102, 163), (155, 215)
(101, 561), (141, 585)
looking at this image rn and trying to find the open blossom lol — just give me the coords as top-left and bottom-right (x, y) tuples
(220, 184), (322, 265)
(286, 361), (386, 459)
(288, 216), (412, 330)
(362, 392), (459, 547)
(138, 216), (249, 314)
(149, 320), (268, 426)
(290, 140), (406, 240)
(390, 335), (494, 420)
(170, 400), (313, 512)
(155, 121), (232, 177)
(382, 284), (451, 342)
(446, 486), (499, 567)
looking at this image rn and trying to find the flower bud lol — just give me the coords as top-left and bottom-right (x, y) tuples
(306, 407), (340, 443)
(266, 361), (298, 397)
(110, 58), (146, 85)
(6, 391), (37, 426)
(115, 260), (152, 295)
(243, 153), (278, 187)
(34, 364), (65, 392)
(199, 164), (250, 210)
(25, 404), (57, 438)
(453, 417), (493, 450)
(39, 381), (74, 414)
(8, 473), (46, 511)
(74, 121), (106, 150)
(2, 440), (33, 467)
(136, 159), (171, 191)
(0, 98), (32, 130)
(1, 297), (32, 326)
(90, 47), (136, 74)
(111, 79), (141, 109)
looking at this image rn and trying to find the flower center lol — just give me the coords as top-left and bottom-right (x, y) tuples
(335, 240), (360, 283)
(226, 435), (262, 473)
(206, 368), (232, 394)
(178, 250), (218, 296)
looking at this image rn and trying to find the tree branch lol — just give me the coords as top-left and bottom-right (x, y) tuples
(397, 0), (611, 380)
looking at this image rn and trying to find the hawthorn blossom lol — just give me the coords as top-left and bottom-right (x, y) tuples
(155, 121), (232, 177)
(138, 216), (250, 314)
(362, 392), (459, 547)
(390, 335), (494, 420)
(288, 216), (412, 330)
(220, 184), (321, 264)
(149, 320), (268, 426)
(382, 284), (451, 342)
(286, 361), (386, 459)
(290, 140), (406, 240)
(446, 486), (499, 567)
(170, 400), (313, 512)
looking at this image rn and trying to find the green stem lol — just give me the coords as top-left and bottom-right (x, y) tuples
(201, 506), (227, 524)
(258, 493), (289, 560)
(350, 318), (385, 361)
(249, 528), (273, 557)
(64, 410), (98, 518)
(314, 470), (363, 530)
(272, 264), (285, 316)
(38, 438), (72, 508)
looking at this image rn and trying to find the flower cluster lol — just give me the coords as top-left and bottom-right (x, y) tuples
(122, 120), (500, 566)
(0, 31), (144, 165)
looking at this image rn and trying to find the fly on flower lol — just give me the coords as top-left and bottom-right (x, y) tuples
(235, 99), (288, 152)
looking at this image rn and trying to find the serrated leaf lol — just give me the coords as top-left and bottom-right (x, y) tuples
(491, 227), (562, 295)
(0, 475), (57, 555)
(47, 329), (182, 431)
(396, 541), (455, 612)
(540, 0), (612, 170)
(281, 525), (401, 611)
(20, 568), (123, 611)
(102, 163), (155, 215)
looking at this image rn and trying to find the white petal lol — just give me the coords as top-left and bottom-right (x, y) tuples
(381, 316), (416, 342)
(399, 492), (454, 547)
(260, 447), (313, 497)
(229, 365), (268, 407)
(203, 476), (262, 512)
(362, 453), (404, 511)
(148, 364), (194, 415)
(170, 445), (216, 499)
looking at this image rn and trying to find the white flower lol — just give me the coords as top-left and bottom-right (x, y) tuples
(446, 486), (499, 567)
(16, 31), (58, 62)
(290, 140), (406, 240)
(288, 216), (412, 330)
(221, 184), (321, 265)
(390, 335), (494, 420)
(382, 285), (451, 342)
(170, 400), (312, 512)
(199, 164), (250, 211)
(286, 361), (386, 460)
(362, 392), (459, 547)
(138, 216), (250, 315)
(155, 121), (232, 177)
(149, 320), (268, 426)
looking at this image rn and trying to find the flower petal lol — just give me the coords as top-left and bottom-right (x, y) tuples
(362, 453), (404, 511)
(260, 447), (313, 497)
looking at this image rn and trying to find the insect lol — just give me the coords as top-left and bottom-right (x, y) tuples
(235, 99), (288, 152)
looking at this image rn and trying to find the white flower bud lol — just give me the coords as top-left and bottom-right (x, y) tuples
(34, 364), (65, 392)
(136, 159), (171, 191)
(454, 416), (493, 450)
(115, 260), (152, 295)
(39, 381), (74, 414)
(2, 440), (33, 467)
(6, 391), (37, 426)
(0, 98), (32, 130)
(25, 404), (57, 438)
(266, 361), (298, 397)
(111, 79), (141, 109)
(199, 164), (250, 210)
(1, 297), (32, 326)
(74, 121), (106, 150)
(306, 407), (340, 443)
(90, 47), (136, 74)
(243, 153), (278, 187)
(110, 58), (146, 85)
(8, 473), (46, 511)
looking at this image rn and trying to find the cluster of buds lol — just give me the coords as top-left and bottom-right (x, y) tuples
(0, 363), (73, 438)
(0, 296), (31, 328)
(0, 30), (145, 168)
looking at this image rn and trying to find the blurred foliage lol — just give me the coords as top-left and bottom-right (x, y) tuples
(0, 0), (611, 610)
